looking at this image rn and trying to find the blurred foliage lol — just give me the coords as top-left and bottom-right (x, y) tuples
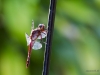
(0, 0), (100, 75)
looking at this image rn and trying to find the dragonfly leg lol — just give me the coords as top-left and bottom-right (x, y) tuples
(40, 34), (47, 44)
(42, 31), (47, 35)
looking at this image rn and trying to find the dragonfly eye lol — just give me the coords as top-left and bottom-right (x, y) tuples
(38, 24), (44, 29)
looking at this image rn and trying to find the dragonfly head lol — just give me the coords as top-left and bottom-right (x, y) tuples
(38, 24), (45, 31)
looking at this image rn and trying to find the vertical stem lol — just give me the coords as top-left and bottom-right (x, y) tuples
(42, 0), (56, 75)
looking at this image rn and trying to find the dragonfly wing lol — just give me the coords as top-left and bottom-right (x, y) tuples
(32, 41), (42, 50)
(37, 31), (47, 39)
(31, 20), (34, 29)
(25, 33), (31, 46)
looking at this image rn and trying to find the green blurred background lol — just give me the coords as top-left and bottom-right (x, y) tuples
(0, 0), (100, 75)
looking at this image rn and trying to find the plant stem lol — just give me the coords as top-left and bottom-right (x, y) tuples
(42, 0), (56, 75)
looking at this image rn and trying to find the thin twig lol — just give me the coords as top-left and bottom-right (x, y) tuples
(42, 0), (56, 75)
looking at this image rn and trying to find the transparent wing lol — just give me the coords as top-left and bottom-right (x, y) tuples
(31, 20), (34, 29)
(37, 31), (47, 39)
(32, 41), (42, 50)
(25, 33), (31, 46)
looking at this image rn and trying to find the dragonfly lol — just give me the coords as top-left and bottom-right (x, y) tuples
(25, 20), (47, 68)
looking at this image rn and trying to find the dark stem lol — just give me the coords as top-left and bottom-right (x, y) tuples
(42, 0), (56, 75)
